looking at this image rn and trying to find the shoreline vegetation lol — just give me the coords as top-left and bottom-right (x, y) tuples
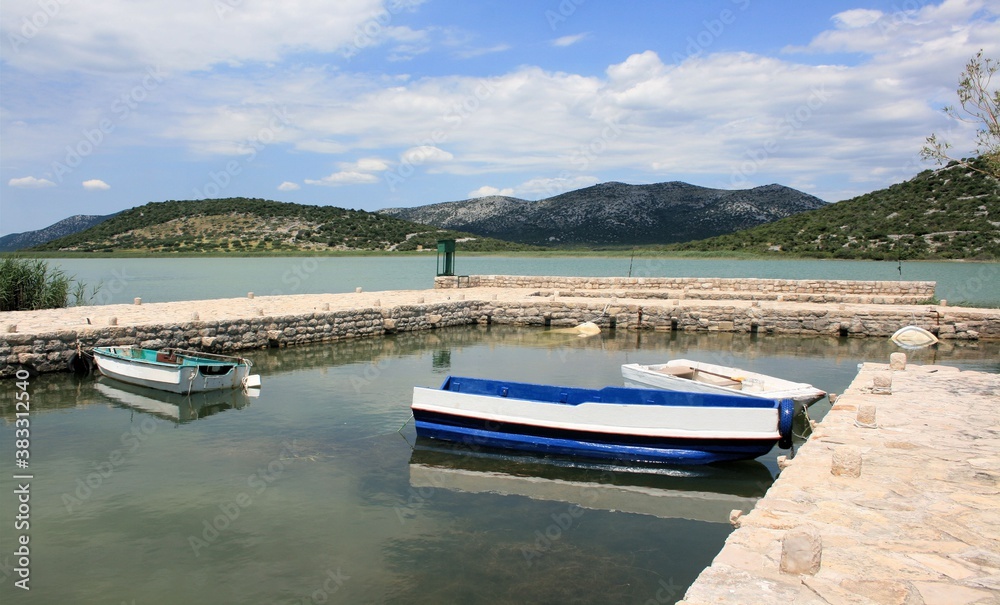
(4, 249), (998, 262)
(0, 257), (98, 311)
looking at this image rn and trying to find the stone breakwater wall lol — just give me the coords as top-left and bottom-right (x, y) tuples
(2, 296), (997, 377)
(0, 301), (471, 377)
(435, 275), (937, 305)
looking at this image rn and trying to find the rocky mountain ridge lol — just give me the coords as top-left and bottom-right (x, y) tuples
(0, 214), (115, 252)
(380, 181), (827, 246)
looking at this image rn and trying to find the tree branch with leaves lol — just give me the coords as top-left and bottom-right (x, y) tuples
(921, 50), (1000, 179)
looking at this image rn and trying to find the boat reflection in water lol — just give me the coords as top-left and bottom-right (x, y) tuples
(94, 379), (255, 423)
(408, 438), (775, 524)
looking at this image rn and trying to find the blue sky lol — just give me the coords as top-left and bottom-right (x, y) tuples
(1, 0), (998, 236)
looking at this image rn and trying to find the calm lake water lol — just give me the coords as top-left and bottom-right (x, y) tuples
(49, 256), (1000, 307)
(2, 326), (998, 604)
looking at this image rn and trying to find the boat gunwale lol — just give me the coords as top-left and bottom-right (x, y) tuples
(92, 346), (249, 369)
(434, 375), (779, 409)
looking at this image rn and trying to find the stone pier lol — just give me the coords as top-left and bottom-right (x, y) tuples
(1, 278), (998, 377)
(679, 361), (1000, 605)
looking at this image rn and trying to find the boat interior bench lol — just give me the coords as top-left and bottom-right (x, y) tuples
(156, 351), (179, 364)
(654, 365), (696, 379)
(655, 365), (743, 389)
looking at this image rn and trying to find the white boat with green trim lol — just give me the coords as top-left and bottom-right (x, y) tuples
(92, 346), (260, 394)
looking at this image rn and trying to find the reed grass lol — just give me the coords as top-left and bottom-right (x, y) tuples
(0, 257), (84, 311)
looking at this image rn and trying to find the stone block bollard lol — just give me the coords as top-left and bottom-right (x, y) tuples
(355, 287), (363, 293)
(134, 297), (142, 305)
(872, 372), (892, 394)
(191, 312), (200, 321)
(247, 292), (254, 299)
(780, 527), (822, 575)
(3, 324), (16, 333)
(108, 317), (118, 325)
(939, 299), (947, 307)
(373, 299), (381, 307)
(856, 404), (877, 428)
(729, 510), (743, 528)
(831, 447), (862, 478)
(322, 303), (330, 311)
(417, 297), (425, 304)
(889, 352), (906, 370)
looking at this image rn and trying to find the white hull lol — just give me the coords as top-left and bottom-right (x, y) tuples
(621, 360), (826, 409)
(412, 387), (781, 441)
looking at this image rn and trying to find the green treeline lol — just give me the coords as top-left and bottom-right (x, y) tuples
(31, 198), (540, 254)
(668, 159), (999, 260)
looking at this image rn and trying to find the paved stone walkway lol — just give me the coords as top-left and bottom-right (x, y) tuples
(0, 288), (990, 336)
(679, 361), (1000, 605)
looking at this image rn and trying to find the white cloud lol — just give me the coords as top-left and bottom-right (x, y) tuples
(551, 33), (588, 47)
(468, 185), (515, 198)
(401, 146), (453, 164)
(832, 9), (884, 29)
(305, 171), (380, 186)
(2, 0), (997, 207)
(295, 140), (349, 155)
(304, 156), (392, 186)
(354, 158), (391, 172)
(8, 176), (56, 188)
(455, 44), (511, 59)
(82, 179), (110, 190)
(278, 181), (300, 191)
(0, 0), (421, 73)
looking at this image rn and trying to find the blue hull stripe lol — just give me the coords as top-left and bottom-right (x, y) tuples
(413, 416), (776, 465)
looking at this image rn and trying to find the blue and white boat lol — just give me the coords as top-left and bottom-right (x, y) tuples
(93, 346), (261, 394)
(411, 376), (794, 465)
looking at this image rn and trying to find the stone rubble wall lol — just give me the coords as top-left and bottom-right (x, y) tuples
(435, 275), (936, 305)
(3, 298), (995, 377)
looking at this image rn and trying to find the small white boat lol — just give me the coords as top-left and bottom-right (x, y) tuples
(890, 325), (939, 349)
(621, 359), (826, 411)
(92, 346), (261, 394)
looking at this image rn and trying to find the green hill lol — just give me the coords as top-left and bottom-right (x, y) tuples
(668, 159), (1000, 260)
(29, 198), (539, 254)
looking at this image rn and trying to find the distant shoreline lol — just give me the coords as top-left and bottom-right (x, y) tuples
(4, 250), (998, 262)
